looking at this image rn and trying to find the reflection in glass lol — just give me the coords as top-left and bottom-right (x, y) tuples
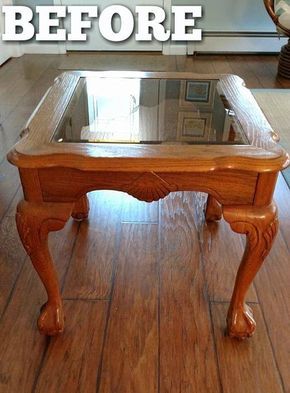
(54, 77), (248, 145)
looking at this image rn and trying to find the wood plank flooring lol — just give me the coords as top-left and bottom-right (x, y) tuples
(0, 53), (290, 393)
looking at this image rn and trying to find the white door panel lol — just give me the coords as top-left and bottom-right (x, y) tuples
(0, 0), (11, 65)
(62, 0), (163, 51)
(0, 0), (13, 65)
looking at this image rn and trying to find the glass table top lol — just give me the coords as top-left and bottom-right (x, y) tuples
(53, 76), (248, 145)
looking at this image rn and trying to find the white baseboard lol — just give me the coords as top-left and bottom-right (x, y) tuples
(188, 34), (288, 54)
(12, 35), (289, 56)
(23, 41), (185, 55)
(162, 43), (187, 55)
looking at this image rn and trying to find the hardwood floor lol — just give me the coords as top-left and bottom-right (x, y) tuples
(0, 53), (290, 393)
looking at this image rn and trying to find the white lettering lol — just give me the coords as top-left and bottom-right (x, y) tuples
(2, 6), (34, 41)
(99, 5), (134, 42)
(1, 5), (203, 42)
(36, 6), (66, 41)
(68, 6), (98, 41)
(171, 6), (202, 41)
(135, 6), (170, 41)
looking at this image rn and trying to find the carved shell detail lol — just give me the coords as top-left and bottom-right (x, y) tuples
(125, 172), (178, 202)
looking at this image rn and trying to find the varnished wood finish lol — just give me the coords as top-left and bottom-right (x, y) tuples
(34, 300), (108, 393)
(6, 69), (288, 337)
(223, 203), (278, 339)
(98, 224), (158, 392)
(0, 189), (25, 316)
(1, 54), (290, 392)
(205, 195), (222, 222)
(211, 303), (284, 393)
(0, 159), (19, 220)
(71, 194), (90, 220)
(0, 197), (79, 392)
(38, 168), (258, 205)
(7, 72), (288, 172)
(159, 193), (221, 392)
(254, 230), (290, 391)
(16, 200), (73, 335)
(201, 216), (258, 303)
(254, 172), (278, 206)
(63, 191), (123, 300)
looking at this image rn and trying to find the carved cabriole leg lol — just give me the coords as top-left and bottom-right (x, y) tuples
(16, 200), (73, 335)
(205, 195), (222, 222)
(223, 202), (278, 339)
(71, 194), (90, 220)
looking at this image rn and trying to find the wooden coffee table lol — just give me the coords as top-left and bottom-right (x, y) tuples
(7, 71), (289, 339)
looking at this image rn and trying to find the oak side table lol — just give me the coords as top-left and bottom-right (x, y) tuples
(7, 71), (289, 339)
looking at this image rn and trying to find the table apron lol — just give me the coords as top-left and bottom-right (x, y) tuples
(25, 167), (261, 205)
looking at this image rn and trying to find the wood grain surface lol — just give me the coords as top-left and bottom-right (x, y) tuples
(98, 223), (159, 393)
(211, 303), (284, 393)
(0, 189), (25, 317)
(201, 219), (258, 303)
(121, 193), (159, 223)
(0, 217), (79, 392)
(254, 231), (290, 392)
(63, 191), (123, 300)
(1, 54), (290, 393)
(38, 167), (258, 205)
(0, 159), (19, 221)
(34, 300), (108, 393)
(159, 193), (220, 393)
(7, 71), (288, 173)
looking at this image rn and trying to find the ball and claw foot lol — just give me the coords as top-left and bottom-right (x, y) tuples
(38, 302), (64, 336)
(226, 303), (256, 340)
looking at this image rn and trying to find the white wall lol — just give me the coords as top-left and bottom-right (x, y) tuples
(10, 0), (285, 54)
(171, 0), (285, 53)
(172, 0), (275, 32)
